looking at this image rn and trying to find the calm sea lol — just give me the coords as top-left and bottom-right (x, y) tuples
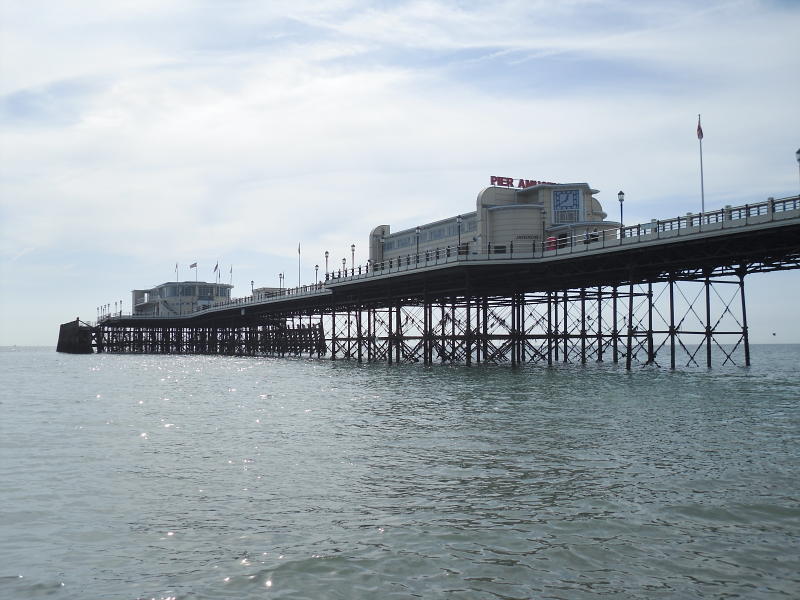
(1, 346), (798, 599)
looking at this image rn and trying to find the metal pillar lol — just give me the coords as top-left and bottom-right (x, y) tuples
(562, 291), (568, 362)
(625, 280), (634, 370)
(596, 287), (603, 362)
(647, 282), (655, 364)
(395, 300), (401, 364)
(356, 309), (363, 363)
(739, 270), (751, 367)
(465, 295), (472, 366)
(580, 288), (586, 364)
(612, 286), (619, 363)
(547, 291), (553, 366)
(705, 272), (712, 368)
(669, 277), (676, 369)
(387, 303), (393, 365)
(331, 308), (337, 360)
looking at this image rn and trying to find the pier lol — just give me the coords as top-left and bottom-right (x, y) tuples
(60, 195), (800, 368)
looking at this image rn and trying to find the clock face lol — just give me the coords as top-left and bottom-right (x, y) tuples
(553, 189), (581, 211)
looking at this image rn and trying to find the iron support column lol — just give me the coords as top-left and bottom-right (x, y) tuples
(596, 287), (603, 362)
(580, 288), (586, 364)
(547, 291), (553, 366)
(612, 286), (619, 363)
(739, 270), (751, 367)
(625, 280), (634, 370)
(647, 282), (655, 364)
(705, 272), (712, 368)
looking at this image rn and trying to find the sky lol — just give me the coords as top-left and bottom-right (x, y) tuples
(1, 0), (799, 346)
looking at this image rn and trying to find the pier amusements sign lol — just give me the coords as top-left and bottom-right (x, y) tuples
(490, 176), (557, 188)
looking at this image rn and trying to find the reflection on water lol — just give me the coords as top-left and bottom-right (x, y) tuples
(1, 347), (799, 598)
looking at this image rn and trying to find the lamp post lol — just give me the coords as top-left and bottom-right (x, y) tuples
(351, 244), (355, 271)
(250, 280), (254, 294)
(324, 251), (329, 276)
(342, 257), (346, 275)
(279, 273), (283, 290)
(456, 214), (462, 253)
(315, 264), (319, 284)
(618, 190), (625, 238)
(415, 226), (420, 263)
(796, 148), (800, 193)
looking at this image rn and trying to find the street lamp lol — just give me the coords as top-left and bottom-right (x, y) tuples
(324, 250), (329, 275)
(415, 226), (421, 262)
(251, 280), (254, 294)
(456, 214), (462, 252)
(279, 273), (283, 290)
(618, 190), (625, 238)
(315, 264), (319, 283)
(342, 257), (346, 275)
(796, 148), (800, 193)
(351, 244), (355, 270)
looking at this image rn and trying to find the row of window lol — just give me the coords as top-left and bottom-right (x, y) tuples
(383, 220), (477, 251)
(159, 286), (230, 298)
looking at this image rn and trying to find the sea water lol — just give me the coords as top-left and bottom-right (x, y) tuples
(1, 346), (798, 599)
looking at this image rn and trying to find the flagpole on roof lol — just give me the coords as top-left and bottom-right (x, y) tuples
(697, 114), (705, 215)
(298, 243), (301, 288)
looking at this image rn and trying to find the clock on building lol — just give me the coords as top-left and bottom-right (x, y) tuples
(553, 189), (581, 222)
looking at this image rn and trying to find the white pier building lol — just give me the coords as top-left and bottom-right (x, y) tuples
(369, 178), (620, 263)
(132, 281), (233, 316)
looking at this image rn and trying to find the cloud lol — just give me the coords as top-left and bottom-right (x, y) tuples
(1, 0), (798, 344)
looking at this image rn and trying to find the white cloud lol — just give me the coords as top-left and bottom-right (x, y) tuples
(1, 0), (798, 344)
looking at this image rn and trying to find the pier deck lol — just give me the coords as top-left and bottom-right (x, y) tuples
(63, 195), (800, 368)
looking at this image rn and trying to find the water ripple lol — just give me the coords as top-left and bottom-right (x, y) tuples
(1, 347), (799, 598)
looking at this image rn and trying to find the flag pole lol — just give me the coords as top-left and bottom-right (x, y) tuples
(298, 243), (301, 288)
(697, 114), (705, 215)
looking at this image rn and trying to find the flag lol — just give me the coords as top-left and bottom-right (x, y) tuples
(696, 116), (703, 140)
(298, 243), (301, 255)
(229, 265), (232, 274)
(213, 262), (218, 273)
(189, 262), (197, 269)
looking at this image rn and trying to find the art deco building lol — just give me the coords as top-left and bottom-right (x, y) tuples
(369, 180), (620, 263)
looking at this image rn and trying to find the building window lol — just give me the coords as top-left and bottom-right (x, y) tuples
(555, 210), (579, 223)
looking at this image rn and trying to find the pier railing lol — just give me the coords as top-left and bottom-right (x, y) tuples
(328, 194), (800, 281)
(96, 194), (799, 324)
